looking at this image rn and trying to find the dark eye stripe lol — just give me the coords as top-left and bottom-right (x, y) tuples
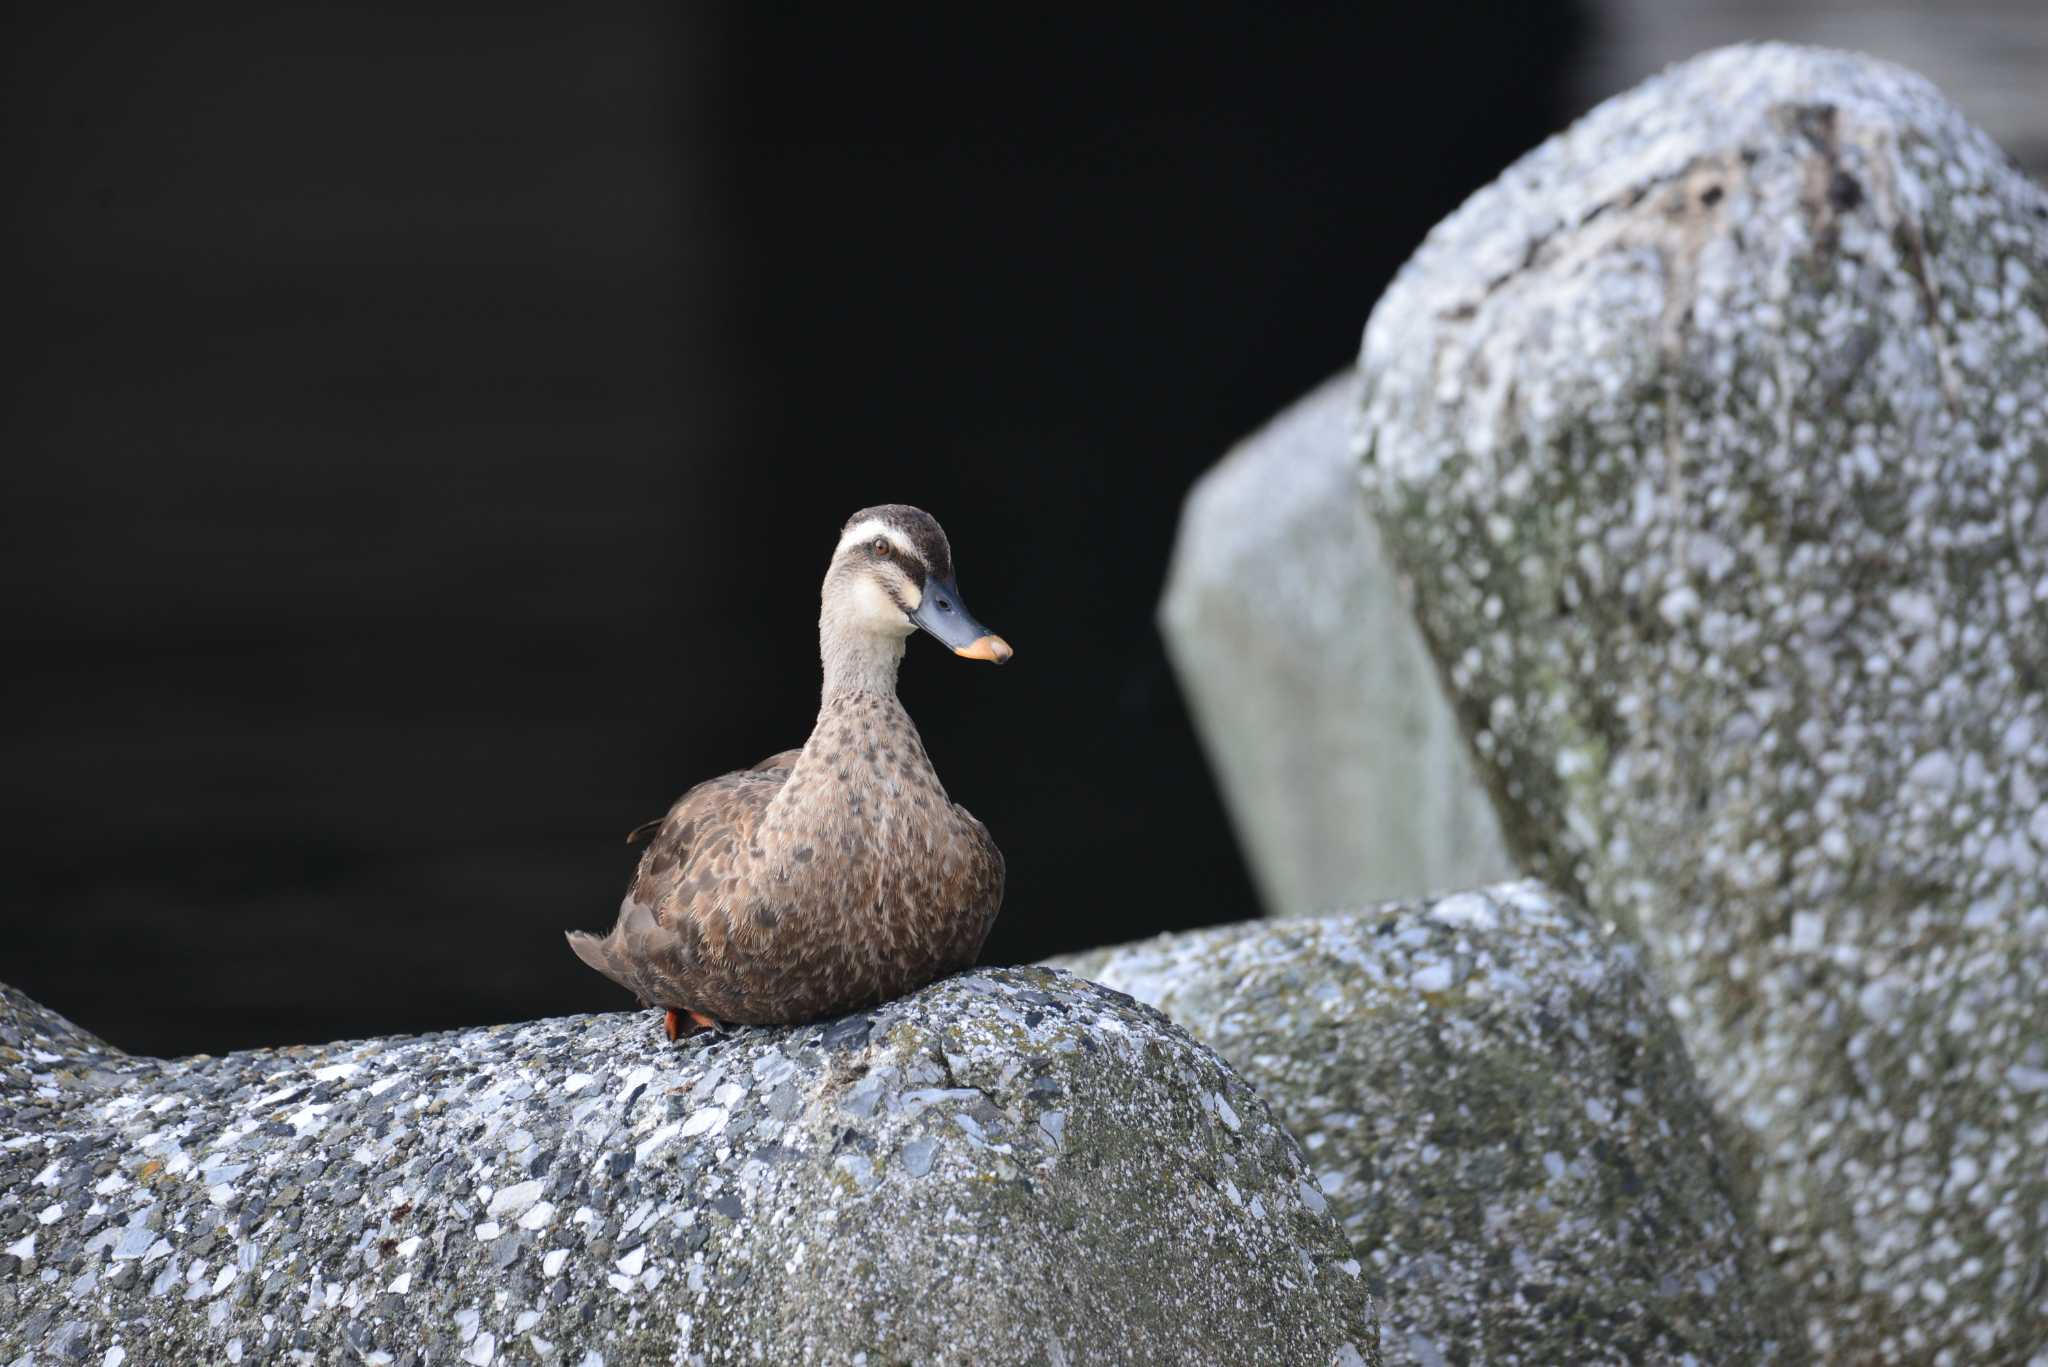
(860, 538), (926, 585)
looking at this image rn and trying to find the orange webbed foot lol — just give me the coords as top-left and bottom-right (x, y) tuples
(662, 1008), (725, 1042)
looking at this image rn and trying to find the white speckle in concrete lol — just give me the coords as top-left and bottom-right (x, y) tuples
(679, 1107), (729, 1139)
(1410, 961), (1455, 993)
(486, 1180), (544, 1220)
(1428, 893), (1499, 931)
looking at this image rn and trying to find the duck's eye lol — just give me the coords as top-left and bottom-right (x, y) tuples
(872, 538), (891, 557)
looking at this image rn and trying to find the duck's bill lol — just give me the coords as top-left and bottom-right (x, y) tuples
(911, 577), (1013, 664)
(953, 634), (1012, 663)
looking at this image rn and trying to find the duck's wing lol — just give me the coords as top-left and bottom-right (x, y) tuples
(565, 748), (804, 1006)
(948, 801), (1008, 954)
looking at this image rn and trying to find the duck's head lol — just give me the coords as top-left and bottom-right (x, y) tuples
(823, 504), (1012, 666)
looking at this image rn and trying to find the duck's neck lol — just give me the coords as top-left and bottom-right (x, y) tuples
(819, 619), (907, 701)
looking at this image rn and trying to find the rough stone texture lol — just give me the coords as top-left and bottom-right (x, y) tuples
(0, 971), (1376, 1366)
(1579, 0), (2048, 178)
(1052, 880), (1796, 1367)
(1160, 372), (1514, 917)
(1360, 43), (2048, 1362)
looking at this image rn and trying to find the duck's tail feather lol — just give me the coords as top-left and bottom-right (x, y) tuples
(566, 929), (641, 1001)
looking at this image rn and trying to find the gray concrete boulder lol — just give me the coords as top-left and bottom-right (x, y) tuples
(1159, 373), (1513, 917)
(1360, 43), (2048, 1362)
(1052, 880), (1796, 1366)
(0, 971), (1377, 1366)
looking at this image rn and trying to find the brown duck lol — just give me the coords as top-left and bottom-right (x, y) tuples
(567, 504), (1011, 1039)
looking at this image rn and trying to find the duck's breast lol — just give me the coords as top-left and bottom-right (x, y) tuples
(725, 693), (1003, 1015)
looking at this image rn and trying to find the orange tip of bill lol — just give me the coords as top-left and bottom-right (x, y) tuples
(954, 634), (1013, 664)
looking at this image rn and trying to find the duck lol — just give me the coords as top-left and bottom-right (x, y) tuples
(567, 504), (1012, 1040)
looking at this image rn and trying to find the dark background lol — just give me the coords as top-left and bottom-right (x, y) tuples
(3, 2), (1585, 1056)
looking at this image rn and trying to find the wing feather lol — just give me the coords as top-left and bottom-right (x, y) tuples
(566, 748), (802, 1008)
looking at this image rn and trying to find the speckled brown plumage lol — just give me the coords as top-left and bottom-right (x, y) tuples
(567, 505), (1008, 1028)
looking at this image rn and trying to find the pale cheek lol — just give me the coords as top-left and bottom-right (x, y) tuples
(852, 577), (914, 633)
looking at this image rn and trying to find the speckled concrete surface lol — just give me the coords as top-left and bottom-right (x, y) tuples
(0, 969), (1377, 1366)
(1053, 880), (1797, 1366)
(1360, 44), (2048, 1362)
